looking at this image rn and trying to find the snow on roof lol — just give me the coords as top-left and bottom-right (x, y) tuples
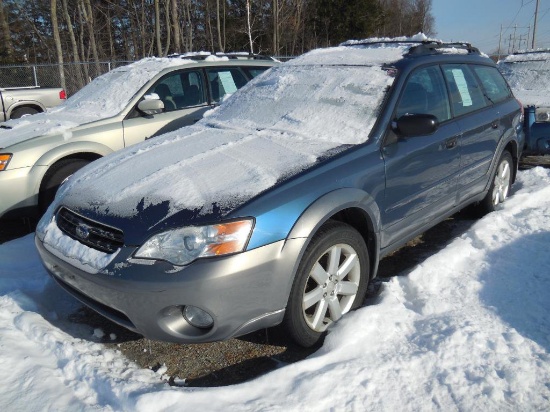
(499, 52), (550, 106)
(50, 44), (403, 222)
(340, 32), (434, 46)
(0, 57), (195, 149)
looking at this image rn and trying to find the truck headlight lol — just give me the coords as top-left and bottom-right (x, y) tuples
(0, 154), (12, 171)
(535, 107), (550, 123)
(134, 219), (254, 266)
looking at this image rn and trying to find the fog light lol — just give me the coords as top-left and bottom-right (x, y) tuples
(183, 306), (214, 329)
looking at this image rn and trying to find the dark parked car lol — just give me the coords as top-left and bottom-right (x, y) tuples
(36, 39), (524, 348)
(499, 50), (550, 156)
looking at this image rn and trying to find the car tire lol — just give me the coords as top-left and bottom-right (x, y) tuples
(10, 107), (39, 119)
(476, 150), (513, 215)
(283, 220), (370, 348)
(39, 159), (90, 215)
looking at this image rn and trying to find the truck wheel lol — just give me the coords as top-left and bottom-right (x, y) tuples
(11, 107), (39, 119)
(283, 220), (370, 348)
(39, 159), (90, 215)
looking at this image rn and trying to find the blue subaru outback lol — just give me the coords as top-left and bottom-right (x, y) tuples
(36, 39), (524, 347)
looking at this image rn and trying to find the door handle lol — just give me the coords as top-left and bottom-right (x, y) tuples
(445, 137), (458, 149)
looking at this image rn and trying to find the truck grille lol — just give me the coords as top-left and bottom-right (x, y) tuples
(56, 207), (124, 254)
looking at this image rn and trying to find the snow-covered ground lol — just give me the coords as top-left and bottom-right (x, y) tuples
(1, 167), (549, 410)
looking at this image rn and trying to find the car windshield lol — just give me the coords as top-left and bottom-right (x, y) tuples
(205, 62), (394, 146)
(499, 54), (550, 106)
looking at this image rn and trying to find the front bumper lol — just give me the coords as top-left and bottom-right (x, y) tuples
(0, 166), (40, 219)
(36, 233), (307, 343)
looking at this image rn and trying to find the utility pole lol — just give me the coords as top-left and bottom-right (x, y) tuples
(532, 0), (540, 49)
(497, 24), (503, 60)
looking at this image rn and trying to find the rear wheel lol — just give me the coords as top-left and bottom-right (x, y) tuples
(11, 107), (39, 119)
(476, 151), (513, 215)
(283, 220), (370, 348)
(39, 159), (90, 215)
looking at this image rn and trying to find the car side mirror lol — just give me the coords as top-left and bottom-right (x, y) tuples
(393, 114), (439, 137)
(137, 98), (164, 115)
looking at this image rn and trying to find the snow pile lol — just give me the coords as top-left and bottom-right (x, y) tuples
(1, 167), (550, 410)
(0, 57), (194, 148)
(499, 52), (550, 106)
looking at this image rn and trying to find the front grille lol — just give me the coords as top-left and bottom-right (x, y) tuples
(56, 207), (124, 253)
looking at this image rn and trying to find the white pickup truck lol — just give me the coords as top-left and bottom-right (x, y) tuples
(0, 87), (67, 121)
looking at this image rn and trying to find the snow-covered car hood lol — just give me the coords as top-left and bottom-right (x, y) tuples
(0, 57), (194, 149)
(41, 43), (409, 242)
(499, 52), (550, 107)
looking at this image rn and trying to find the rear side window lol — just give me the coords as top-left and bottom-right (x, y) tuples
(472, 65), (512, 104)
(206, 68), (249, 102)
(442, 64), (487, 117)
(244, 67), (271, 78)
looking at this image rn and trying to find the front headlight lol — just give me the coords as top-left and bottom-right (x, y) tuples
(134, 219), (254, 266)
(0, 154), (12, 171)
(535, 107), (550, 123)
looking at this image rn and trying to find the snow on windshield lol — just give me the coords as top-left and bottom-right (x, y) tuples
(0, 57), (193, 149)
(52, 45), (404, 221)
(499, 53), (550, 106)
(205, 62), (393, 146)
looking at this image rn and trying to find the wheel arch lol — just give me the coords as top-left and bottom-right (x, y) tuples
(31, 142), (112, 196)
(7, 102), (45, 117)
(504, 139), (519, 183)
(285, 188), (382, 284)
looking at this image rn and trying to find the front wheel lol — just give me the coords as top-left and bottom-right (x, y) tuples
(38, 159), (90, 215)
(476, 151), (513, 215)
(283, 220), (370, 348)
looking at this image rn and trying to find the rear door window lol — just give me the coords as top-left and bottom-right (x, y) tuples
(471, 65), (512, 104)
(205, 68), (248, 103)
(243, 67), (272, 78)
(442, 64), (488, 117)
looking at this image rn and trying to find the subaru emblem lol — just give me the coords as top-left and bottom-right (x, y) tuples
(75, 223), (90, 240)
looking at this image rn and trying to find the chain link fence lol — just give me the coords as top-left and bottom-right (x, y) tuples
(0, 57), (294, 97)
(0, 61), (132, 96)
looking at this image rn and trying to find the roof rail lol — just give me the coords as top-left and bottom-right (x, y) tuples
(167, 52), (277, 62)
(343, 39), (481, 56)
(342, 39), (437, 47)
(512, 48), (550, 55)
(407, 42), (480, 56)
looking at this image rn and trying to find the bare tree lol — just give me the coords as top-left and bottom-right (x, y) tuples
(217, 0), (224, 52)
(61, 0), (85, 89)
(0, 0), (14, 62)
(50, 0), (66, 89)
(80, 0), (101, 74)
(246, 0), (253, 53)
(171, 0), (181, 53)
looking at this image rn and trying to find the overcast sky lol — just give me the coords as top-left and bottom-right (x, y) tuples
(431, 0), (550, 54)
